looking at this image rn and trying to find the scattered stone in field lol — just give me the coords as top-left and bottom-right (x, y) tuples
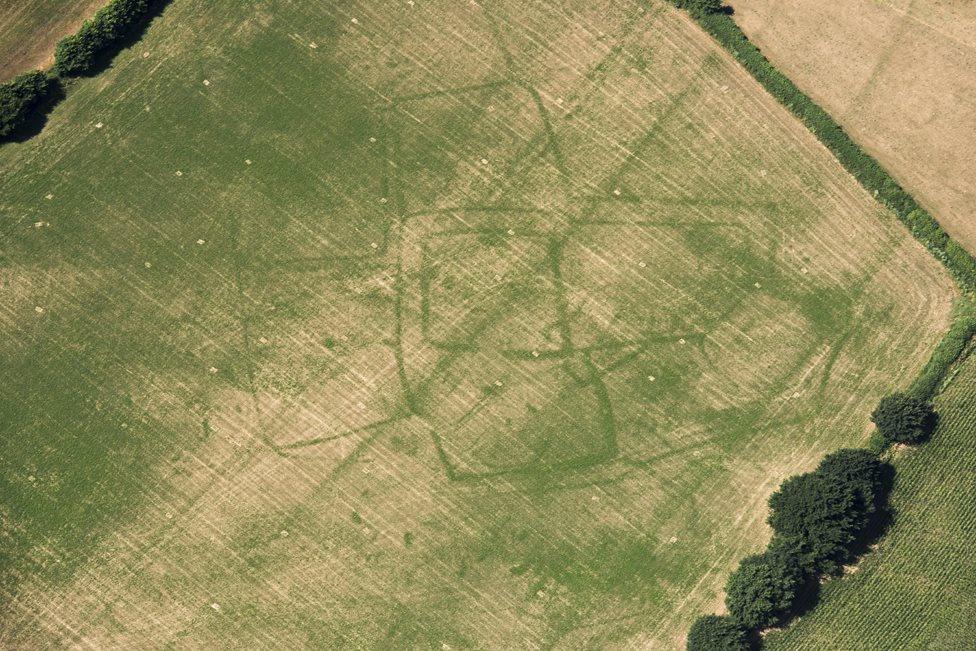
(720, 85), (729, 93)
(44, 194), (53, 200)
(351, 17), (359, 24)
(678, 338), (686, 345)
(481, 158), (489, 165)
(493, 274), (501, 281)
(280, 530), (289, 537)
(27, 475), (35, 482)
(613, 188), (621, 196)
(34, 306), (44, 314)
(380, 197), (387, 204)
(647, 375), (655, 382)
(591, 495), (599, 501)
(196, 239), (205, 245)
(210, 603), (220, 611)
(144, 261), (152, 268)
(487, 105), (494, 112)
(309, 42), (317, 49)
(245, 159), (252, 165)
(556, 97), (564, 105)
(759, 169), (768, 178)
(34, 221), (45, 228)
(142, 52), (149, 58)
(531, 350), (539, 357)
(370, 242), (378, 249)
(166, 512), (173, 519)
(494, 380), (503, 387)
(209, 366), (218, 374)
(801, 267), (808, 274)
(369, 136), (376, 143)
(793, 391), (801, 399)
(259, 336), (268, 344)
(506, 228), (514, 235)
(669, 536), (678, 543)
(175, 170), (183, 177)
(638, 261), (646, 268)
(693, 450), (702, 457)
(754, 282), (761, 288)
(95, 122), (103, 129)
(144, 105), (150, 112)
(203, 79), (210, 86)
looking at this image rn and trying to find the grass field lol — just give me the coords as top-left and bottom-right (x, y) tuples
(0, 0), (104, 81)
(728, 0), (976, 255)
(766, 340), (976, 650)
(0, 0), (956, 647)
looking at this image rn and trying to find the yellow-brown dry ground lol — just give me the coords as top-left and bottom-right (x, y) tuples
(0, 0), (105, 81)
(729, 0), (976, 253)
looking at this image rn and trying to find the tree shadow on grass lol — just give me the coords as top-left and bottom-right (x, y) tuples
(0, 0), (173, 146)
(78, 0), (175, 79)
(2, 79), (65, 144)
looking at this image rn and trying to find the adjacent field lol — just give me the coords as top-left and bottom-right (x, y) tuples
(767, 342), (976, 650)
(0, 0), (104, 81)
(0, 0), (955, 647)
(729, 0), (976, 255)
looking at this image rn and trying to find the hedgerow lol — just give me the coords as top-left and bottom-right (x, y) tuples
(688, 10), (976, 293)
(0, 71), (55, 140)
(54, 0), (160, 77)
(667, 4), (975, 646)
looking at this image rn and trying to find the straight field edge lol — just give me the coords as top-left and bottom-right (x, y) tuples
(670, 1), (976, 648)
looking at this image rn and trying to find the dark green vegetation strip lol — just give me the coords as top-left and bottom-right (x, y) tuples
(0, 0), (166, 143)
(691, 9), (976, 294)
(765, 348), (976, 649)
(674, 2), (976, 649)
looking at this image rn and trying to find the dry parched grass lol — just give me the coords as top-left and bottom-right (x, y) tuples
(0, 0), (955, 648)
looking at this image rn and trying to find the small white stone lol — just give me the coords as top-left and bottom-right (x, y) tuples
(210, 603), (220, 611)
(369, 137), (377, 143)
(351, 17), (359, 24)
(166, 512), (173, 519)
(370, 242), (378, 249)
(280, 530), (289, 537)
(759, 169), (768, 178)
(209, 366), (218, 374)
(556, 97), (564, 105)
(379, 197), (387, 204)
(245, 159), (252, 165)
(648, 375), (655, 382)
(196, 239), (205, 245)
(27, 475), (35, 482)
(531, 350), (539, 357)
(506, 228), (514, 235)
(793, 391), (801, 399)
(259, 336), (268, 344)
(142, 52), (150, 58)
(203, 79), (210, 86)
(481, 158), (489, 165)
(493, 274), (501, 281)
(34, 306), (44, 314)
(175, 170), (183, 177)
(754, 282), (761, 288)
(494, 380), (503, 387)
(679, 338), (686, 345)
(34, 221), (44, 228)
(591, 495), (599, 501)
(44, 194), (54, 200)
(144, 105), (150, 112)
(669, 536), (678, 544)
(144, 261), (152, 268)
(95, 122), (103, 129)
(638, 261), (646, 268)
(613, 188), (621, 196)
(309, 42), (317, 49)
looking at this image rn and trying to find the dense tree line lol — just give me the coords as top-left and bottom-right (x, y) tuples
(54, 0), (162, 77)
(1, 0), (166, 143)
(0, 72), (55, 139)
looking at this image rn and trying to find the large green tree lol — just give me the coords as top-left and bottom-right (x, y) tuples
(686, 615), (748, 651)
(725, 549), (802, 629)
